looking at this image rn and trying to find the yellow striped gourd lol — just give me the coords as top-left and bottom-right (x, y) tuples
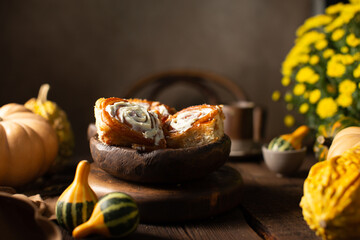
(72, 192), (140, 238)
(55, 160), (98, 231)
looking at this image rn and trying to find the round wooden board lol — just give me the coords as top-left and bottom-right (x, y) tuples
(88, 163), (243, 223)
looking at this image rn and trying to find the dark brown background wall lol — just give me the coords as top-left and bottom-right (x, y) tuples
(0, 0), (312, 154)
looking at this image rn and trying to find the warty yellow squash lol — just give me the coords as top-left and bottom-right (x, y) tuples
(0, 103), (58, 187)
(300, 145), (360, 240)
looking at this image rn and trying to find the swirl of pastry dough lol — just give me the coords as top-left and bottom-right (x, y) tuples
(105, 101), (164, 145)
(169, 107), (213, 133)
(127, 98), (176, 123)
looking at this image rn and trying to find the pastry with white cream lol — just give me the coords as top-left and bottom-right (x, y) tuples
(165, 104), (225, 148)
(95, 97), (166, 150)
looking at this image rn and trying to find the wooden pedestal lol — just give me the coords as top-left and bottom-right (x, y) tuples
(88, 164), (243, 223)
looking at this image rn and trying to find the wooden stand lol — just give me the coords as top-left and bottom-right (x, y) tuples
(88, 164), (243, 223)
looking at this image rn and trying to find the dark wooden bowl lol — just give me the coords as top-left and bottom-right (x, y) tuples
(89, 135), (231, 183)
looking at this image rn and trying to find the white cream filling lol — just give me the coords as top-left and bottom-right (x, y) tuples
(106, 101), (164, 145)
(157, 105), (170, 117)
(170, 108), (212, 133)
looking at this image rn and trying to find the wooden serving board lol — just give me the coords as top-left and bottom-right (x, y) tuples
(88, 163), (243, 223)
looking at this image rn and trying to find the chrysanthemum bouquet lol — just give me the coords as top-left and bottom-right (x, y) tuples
(273, 0), (360, 132)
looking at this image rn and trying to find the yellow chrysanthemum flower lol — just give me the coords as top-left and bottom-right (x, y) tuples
(281, 76), (291, 86)
(346, 33), (360, 47)
(296, 66), (319, 84)
(284, 92), (292, 102)
(281, 58), (298, 76)
(354, 52), (360, 61)
(316, 98), (338, 119)
(353, 64), (360, 78)
(339, 79), (357, 94)
(336, 93), (353, 107)
(323, 49), (335, 59)
(308, 73), (320, 84)
(341, 46), (349, 53)
(299, 103), (309, 114)
(327, 59), (346, 77)
(340, 54), (355, 65)
(304, 91), (309, 99)
(299, 54), (310, 64)
(326, 3), (345, 15)
(284, 114), (295, 127)
(326, 4), (360, 32)
(296, 15), (333, 37)
(315, 39), (328, 50)
(332, 28), (346, 41)
(272, 90), (281, 101)
(309, 89), (321, 104)
(293, 83), (306, 96)
(309, 55), (320, 65)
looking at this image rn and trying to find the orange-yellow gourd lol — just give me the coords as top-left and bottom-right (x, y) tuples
(300, 145), (360, 240)
(327, 126), (360, 160)
(0, 103), (58, 187)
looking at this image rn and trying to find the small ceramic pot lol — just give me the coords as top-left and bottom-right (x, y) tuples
(262, 145), (306, 177)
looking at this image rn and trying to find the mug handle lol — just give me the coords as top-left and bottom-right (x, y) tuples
(253, 106), (264, 142)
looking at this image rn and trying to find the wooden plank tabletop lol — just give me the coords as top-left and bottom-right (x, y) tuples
(19, 153), (320, 240)
(228, 156), (320, 240)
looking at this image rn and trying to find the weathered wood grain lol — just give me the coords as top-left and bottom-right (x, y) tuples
(228, 156), (320, 240)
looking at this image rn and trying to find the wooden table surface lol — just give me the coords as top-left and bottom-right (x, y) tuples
(31, 152), (320, 240)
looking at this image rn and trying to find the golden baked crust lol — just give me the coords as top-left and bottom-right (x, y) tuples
(95, 97), (166, 150)
(165, 104), (225, 148)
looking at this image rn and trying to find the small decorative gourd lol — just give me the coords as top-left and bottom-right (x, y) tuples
(327, 126), (360, 160)
(25, 83), (75, 167)
(56, 160), (98, 231)
(300, 145), (360, 240)
(313, 116), (360, 161)
(72, 192), (140, 238)
(268, 125), (309, 151)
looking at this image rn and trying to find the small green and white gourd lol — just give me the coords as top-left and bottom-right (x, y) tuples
(268, 125), (309, 151)
(55, 160), (98, 231)
(72, 192), (140, 238)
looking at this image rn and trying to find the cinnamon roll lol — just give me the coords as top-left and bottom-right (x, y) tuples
(95, 97), (166, 150)
(165, 104), (225, 148)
